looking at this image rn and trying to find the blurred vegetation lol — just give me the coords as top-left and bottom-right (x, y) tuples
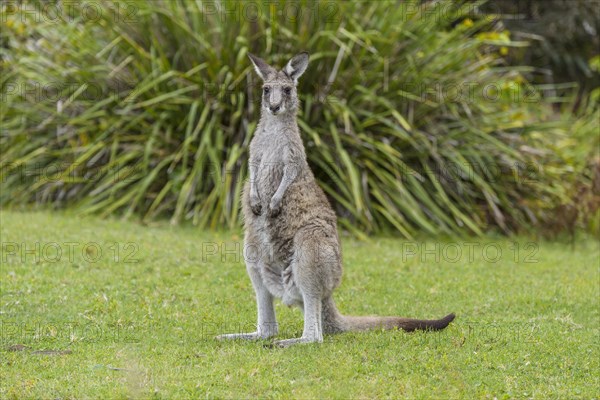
(0, 0), (598, 237)
(481, 0), (600, 236)
(484, 0), (600, 98)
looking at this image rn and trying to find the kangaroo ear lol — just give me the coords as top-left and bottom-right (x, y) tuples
(248, 53), (275, 81)
(284, 52), (309, 82)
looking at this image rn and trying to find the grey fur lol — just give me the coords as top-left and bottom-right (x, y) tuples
(216, 53), (455, 347)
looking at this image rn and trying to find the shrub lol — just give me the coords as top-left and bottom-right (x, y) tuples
(0, 0), (588, 237)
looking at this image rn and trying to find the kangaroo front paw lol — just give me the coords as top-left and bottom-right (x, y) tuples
(250, 197), (262, 215)
(268, 198), (282, 217)
(251, 204), (262, 216)
(267, 204), (281, 218)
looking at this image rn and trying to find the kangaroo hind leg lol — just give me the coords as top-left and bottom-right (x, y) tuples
(274, 230), (336, 347)
(216, 234), (278, 340)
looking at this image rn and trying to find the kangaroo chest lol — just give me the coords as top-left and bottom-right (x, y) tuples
(253, 134), (289, 200)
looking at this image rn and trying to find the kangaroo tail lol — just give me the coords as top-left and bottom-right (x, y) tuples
(323, 297), (455, 334)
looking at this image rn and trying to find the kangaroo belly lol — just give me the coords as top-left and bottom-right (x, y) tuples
(281, 264), (302, 306)
(259, 262), (302, 306)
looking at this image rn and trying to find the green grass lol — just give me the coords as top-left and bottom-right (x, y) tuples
(1, 210), (598, 398)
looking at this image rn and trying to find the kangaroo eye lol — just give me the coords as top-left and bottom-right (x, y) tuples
(263, 87), (270, 94)
(284, 87), (292, 95)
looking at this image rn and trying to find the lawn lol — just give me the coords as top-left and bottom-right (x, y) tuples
(1, 210), (598, 398)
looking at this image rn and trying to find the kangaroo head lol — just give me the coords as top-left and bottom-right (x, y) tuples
(248, 52), (309, 116)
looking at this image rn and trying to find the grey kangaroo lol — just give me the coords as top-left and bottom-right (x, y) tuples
(217, 52), (455, 347)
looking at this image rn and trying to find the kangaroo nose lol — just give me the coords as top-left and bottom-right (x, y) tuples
(270, 105), (281, 113)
